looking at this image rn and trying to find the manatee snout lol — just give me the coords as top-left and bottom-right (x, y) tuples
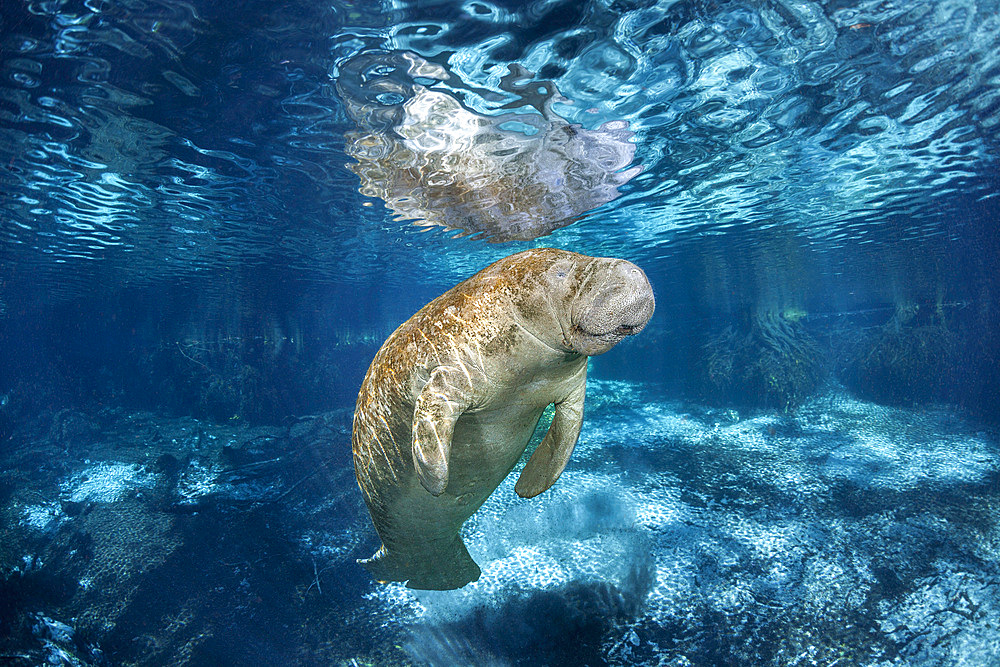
(570, 260), (654, 356)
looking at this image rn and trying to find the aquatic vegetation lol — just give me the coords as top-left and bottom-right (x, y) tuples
(1, 380), (999, 664)
(695, 310), (826, 410)
(963, 330), (1000, 422)
(133, 338), (346, 425)
(837, 302), (959, 406)
(950, 279), (998, 421)
(0, 407), (372, 665)
(337, 51), (640, 242)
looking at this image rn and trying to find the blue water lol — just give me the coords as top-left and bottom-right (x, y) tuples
(1, 0), (999, 665)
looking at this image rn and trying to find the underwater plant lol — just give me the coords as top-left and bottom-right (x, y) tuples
(836, 301), (959, 406)
(963, 280), (1000, 420)
(696, 309), (826, 411)
(134, 336), (327, 425)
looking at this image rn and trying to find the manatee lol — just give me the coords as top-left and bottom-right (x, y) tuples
(352, 248), (655, 590)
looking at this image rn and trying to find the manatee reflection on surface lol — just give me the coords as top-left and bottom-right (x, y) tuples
(336, 51), (640, 243)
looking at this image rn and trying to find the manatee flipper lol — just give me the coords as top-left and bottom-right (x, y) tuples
(360, 536), (482, 590)
(515, 369), (587, 498)
(412, 366), (474, 496)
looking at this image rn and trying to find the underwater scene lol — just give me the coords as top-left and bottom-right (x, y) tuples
(1, 0), (1000, 665)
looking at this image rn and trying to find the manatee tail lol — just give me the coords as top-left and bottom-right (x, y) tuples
(360, 537), (481, 591)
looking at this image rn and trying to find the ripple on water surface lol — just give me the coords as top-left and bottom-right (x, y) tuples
(1, 0), (998, 290)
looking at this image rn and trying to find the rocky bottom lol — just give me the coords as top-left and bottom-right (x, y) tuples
(1, 381), (997, 666)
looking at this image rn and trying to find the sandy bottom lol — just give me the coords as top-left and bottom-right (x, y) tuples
(1, 382), (997, 666)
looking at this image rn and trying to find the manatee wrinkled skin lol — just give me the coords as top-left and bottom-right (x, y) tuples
(352, 248), (655, 590)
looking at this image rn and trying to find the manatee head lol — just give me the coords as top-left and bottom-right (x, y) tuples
(503, 249), (655, 356)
